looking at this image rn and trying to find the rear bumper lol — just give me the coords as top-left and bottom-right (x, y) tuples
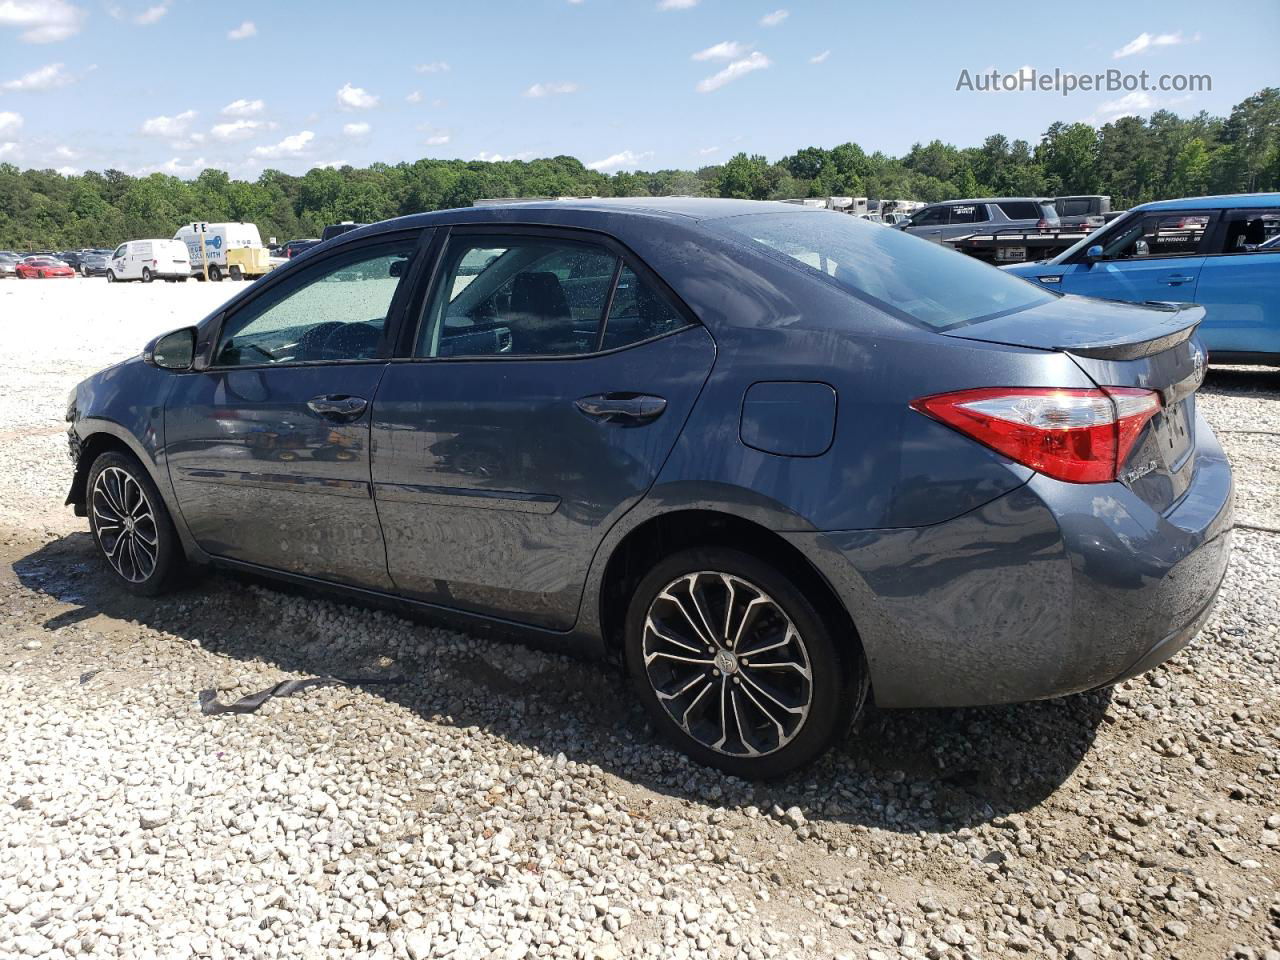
(786, 414), (1233, 709)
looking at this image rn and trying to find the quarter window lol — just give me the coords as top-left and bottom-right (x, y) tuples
(214, 240), (416, 367)
(602, 266), (690, 349)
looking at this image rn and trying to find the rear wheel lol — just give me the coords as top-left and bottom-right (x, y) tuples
(208, 265), (222, 282)
(141, 267), (153, 283)
(625, 547), (865, 778)
(86, 451), (183, 596)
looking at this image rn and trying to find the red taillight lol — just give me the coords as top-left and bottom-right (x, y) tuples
(911, 387), (1160, 483)
(1036, 218), (1050, 232)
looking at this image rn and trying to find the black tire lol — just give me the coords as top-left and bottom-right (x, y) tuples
(208, 265), (222, 282)
(142, 268), (153, 283)
(86, 451), (184, 596)
(624, 547), (865, 779)
(229, 265), (243, 281)
(106, 271), (116, 283)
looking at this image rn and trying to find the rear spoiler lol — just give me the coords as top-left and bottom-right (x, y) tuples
(1063, 302), (1204, 361)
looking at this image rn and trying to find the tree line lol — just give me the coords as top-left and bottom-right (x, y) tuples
(1, 88), (1276, 250)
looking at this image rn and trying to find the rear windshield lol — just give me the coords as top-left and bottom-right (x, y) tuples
(714, 211), (1053, 330)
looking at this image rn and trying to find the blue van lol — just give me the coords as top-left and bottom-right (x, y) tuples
(1005, 194), (1280, 363)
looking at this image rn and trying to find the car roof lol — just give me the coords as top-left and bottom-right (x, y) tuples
(325, 197), (827, 248)
(943, 197), (1053, 205)
(1134, 193), (1280, 212)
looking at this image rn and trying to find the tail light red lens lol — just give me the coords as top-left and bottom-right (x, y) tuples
(911, 387), (1160, 483)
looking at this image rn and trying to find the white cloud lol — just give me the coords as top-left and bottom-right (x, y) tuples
(697, 145), (720, 155)
(658, 0), (697, 8)
(134, 3), (168, 25)
(524, 81), (579, 98)
(697, 50), (770, 93)
(1, 61), (74, 91)
(0, 141), (17, 157)
(474, 150), (534, 162)
(414, 61), (450, 74)
(139, 155), (206, 176)
(227, 20), (256, 40)
(221, 97), (264, 117)
(809, 49), (830, 64)
(0, 0), (86, 43)
(342, 121), (370, 137)
(1087, 91), (1158, 124)
(54, 164), (74, 175)
(210, 118), (269, 141)
(337, 83), (379, 110)
(1113, 31), (1195, 58)
(0, 111), (23, 137)
(424, 132), (450, 145)
(406, 90), (423, 103)
(759, 8), (788, 26)
(692, 40), (748, 61)
(53, 143), (74, 157)
(140, 109), (196, 137)
(252, 130), (314, 158)
(587, 149), (653, 172)
(567, 0), (583, 4)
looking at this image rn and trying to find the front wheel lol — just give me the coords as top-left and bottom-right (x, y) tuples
(625, 547), (865, 778)
(208, 265), (222, 282)
(106, 271), (116, 283)
(86, 452), (184, 595)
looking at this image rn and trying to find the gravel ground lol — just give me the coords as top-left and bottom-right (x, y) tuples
(2, 279), (1279, 960)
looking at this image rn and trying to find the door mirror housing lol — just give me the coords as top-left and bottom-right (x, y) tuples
(144, 326), (197, 371)
(1084, 244), (1104, 264)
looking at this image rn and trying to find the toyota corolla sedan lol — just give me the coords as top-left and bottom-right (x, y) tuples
(65, 199), (1233, 777)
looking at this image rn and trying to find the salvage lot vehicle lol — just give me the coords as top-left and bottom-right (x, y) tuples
(895, 197), (1059, 243)
(79, 250), (112, 277)
(1005, 193), (1280, 364)
(0, 253), (17, 278)
(107, 240), (192, 283)
(65, 199), (1233, 777)
(174, 221), (271, 281)
(16, 256), (75, 279)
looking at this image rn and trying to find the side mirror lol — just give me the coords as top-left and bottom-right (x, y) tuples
(1084, 244), (1104, 264)
(144, 327), (197, 370)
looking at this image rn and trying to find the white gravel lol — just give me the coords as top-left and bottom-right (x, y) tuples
(2, 278), (1279, 959)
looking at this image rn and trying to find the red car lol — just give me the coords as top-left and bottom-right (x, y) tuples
(16, 257), (75, 279)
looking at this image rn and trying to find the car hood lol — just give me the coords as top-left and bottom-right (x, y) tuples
(941, 293), (1203, 358)
(1000, 261), (1052, 277)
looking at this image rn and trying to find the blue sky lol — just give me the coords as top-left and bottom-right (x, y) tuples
(0, 0), (1275, 178)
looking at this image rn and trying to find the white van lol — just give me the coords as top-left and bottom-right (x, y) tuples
(174, 222), (266, 281)
(106, 240), (191, 283)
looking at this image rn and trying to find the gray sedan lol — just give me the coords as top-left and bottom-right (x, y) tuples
(64, 199), (1232, 777)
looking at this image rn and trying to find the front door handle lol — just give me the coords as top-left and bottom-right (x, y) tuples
(1163, 275), (1196, 285)
(574, 393), (667, 426)
(307, 394), (368, 420)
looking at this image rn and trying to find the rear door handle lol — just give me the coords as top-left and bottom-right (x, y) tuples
(1163, 275), (1196, 285)
(307, 394), (368, 420)
(574, 393), (667, 425)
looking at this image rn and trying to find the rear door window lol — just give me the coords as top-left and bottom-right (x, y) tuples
(948, 204), (985, 224)
(1217, 211), (1280, 254)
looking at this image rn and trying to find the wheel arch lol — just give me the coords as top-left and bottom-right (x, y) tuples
(595, 508), (863, 675)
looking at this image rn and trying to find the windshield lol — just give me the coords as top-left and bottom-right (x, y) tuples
(714, 211), (1053, 330)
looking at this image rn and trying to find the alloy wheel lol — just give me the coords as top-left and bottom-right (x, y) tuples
(641, 571), (813, 758)
(91, 466), (159, 583)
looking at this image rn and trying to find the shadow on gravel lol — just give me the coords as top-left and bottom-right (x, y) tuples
(1202, 365), (1280, 394)
(15, 532), (1110, 835)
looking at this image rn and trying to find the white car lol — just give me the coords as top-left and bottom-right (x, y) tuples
(107, 240), (191, 283)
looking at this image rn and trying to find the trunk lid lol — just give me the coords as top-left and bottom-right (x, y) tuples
(944, 294), (1206, 511)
